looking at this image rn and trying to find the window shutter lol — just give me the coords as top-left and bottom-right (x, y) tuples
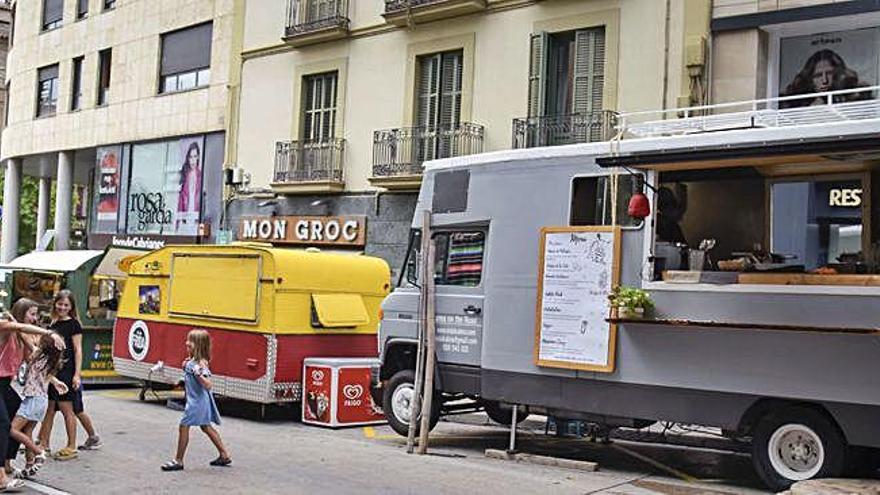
(573, 27), (605, 140)
(417, 54), (440, 129)
(39, 65), (59, 82)
(438, 51), (463, 157)
(78, 0), (89, 17)
(161, 23), (213, 77)
(527, 32), (548, 118)
(43, 0), (63, 26)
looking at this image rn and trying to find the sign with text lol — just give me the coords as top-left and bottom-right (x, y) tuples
(534, 226), (621, 373)
(238, 215), (367, 247)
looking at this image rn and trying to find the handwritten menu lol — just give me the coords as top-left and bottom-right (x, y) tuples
(535, 227), (620, 372)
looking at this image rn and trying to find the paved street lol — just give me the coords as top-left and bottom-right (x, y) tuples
(9, 388), (795, 495)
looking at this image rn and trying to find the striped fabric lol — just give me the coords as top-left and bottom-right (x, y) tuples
(445, 232), (484, 286)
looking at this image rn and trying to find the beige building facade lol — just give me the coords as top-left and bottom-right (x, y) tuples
(229, 0), (712, 276)
(0, 0), (243, 261)
(710, 0), (880, 104)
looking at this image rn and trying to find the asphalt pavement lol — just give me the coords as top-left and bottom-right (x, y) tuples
(11, 389), (791, 494)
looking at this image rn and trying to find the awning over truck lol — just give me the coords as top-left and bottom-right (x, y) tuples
(311, 293), (369, 328)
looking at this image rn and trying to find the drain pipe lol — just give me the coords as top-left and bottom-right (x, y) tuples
(661, 0), (672, 113)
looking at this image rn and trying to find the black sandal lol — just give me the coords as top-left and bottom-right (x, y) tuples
(161, 460), (184, 471)
(209, 456), (232, 467)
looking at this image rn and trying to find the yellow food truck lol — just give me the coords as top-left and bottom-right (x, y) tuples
(112, 243), (390, 404)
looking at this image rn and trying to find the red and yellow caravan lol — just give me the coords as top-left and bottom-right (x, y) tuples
(112, 244), (390, 403)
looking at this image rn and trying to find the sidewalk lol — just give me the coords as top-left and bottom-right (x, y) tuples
(784, 479), (880, 494)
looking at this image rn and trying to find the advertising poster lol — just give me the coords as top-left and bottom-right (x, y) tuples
(138, 285), (160, 315)
(174, 136), (204, 236)
(303, 366), (332, 424)
(92, 146), (122, 233)
(779, 27), (878, 107)
(127, 136), (205, 236)
(336, 367), (384, 424)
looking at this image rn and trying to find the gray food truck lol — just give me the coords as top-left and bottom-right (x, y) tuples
(373, 91), (880, 490)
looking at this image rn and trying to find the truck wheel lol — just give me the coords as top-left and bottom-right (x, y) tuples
(483, 401), (530, 425)
(382, 369), (440, 437)
(751, 406), (846, 491)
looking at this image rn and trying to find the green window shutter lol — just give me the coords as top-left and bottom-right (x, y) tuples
(573, 27), (605, 140)
(528, 32), (549, 118)
(302, 72), (337, 142)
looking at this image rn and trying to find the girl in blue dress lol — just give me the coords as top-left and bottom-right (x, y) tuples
(161, 330), (231, 471)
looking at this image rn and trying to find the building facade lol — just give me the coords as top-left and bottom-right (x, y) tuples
(0, 0), (243, 261)
(229, 0), (712, 279)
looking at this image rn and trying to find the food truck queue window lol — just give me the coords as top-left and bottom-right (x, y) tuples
(570, 174), (643, 228)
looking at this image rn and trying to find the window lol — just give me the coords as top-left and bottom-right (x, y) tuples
(78, 0), (89, 19)
(570, 175), (642, 228)
(302, 72), (337, 142)
(160, 22), (212, 94)
(71, 56), (84, 111)
(771, 178), (865, 271)
(97, 49), (111, 106)
(402, 230), (486, 287)
(42, 0), (63, 31)
(529, 27), (605, 142)
(36, 64), (59, 117)
(433, 232), (485, 286)
(103, 0), (116, 11)
(416, 50), (462, 161)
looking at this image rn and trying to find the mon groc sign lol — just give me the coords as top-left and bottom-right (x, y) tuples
(238, 216), (367, 247)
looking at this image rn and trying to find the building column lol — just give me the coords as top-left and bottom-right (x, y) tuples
(36, 177), (51, 247)
(0, 158), (22, 263)
(53, 151), (74, 251)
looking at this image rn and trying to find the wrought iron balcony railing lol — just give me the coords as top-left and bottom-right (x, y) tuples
(285, 0), (350, 38)
(274, 139), (344, 184)
(372, 123), (484, 179)
(512, 111), (619, 149)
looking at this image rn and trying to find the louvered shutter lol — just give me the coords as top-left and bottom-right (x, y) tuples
(527, 32), (549, 118)
(573, 27), (605, 141)
(416, 54), (440, 162)
(438, 51), (462, 157)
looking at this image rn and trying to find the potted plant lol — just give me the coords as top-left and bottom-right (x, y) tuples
(609, 286), (654, 319)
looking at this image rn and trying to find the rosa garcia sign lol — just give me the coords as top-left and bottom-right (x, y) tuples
(238, 216), (366, 247)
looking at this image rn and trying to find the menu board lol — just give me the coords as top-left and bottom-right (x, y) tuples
(534, 226), (621, 372)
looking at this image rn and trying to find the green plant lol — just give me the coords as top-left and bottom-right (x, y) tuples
(608, 286), (654, 312)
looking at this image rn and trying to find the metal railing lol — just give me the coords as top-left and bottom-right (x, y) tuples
(274, 139), (345, 184)
(384, 0), (449, 13)
(285, 0), (350, 37)
(618, 85), (880, 138)
(512, 111), (619, 149)
(372, 123), (484, 178)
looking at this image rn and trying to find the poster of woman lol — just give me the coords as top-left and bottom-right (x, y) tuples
(175, 137), (204, 236)
(778, 28), (878, 108)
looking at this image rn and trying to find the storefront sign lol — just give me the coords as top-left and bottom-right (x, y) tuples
(238, 216), (367, 247)
(829, 188), (862, 207)
(111, 235), (167, 250)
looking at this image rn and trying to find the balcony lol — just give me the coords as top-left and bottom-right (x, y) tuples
(512, 111), (619, 149)
(371, 123), (484, 189)
(382, 0), (486, 27)
(283, 0), (350, 48)
(272, 139), (345, 194)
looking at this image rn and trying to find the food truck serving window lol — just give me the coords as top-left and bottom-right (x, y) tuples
(310, 294), (369, 328)
(402, 230), (486, 287)
(169, 254), (260, 322)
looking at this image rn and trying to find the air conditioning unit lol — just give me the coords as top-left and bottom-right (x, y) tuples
(224, 167), (248, 186)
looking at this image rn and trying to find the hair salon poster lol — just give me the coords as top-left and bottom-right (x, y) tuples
(778, 27), (879, 107)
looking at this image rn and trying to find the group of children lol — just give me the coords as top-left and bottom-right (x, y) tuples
(2, 291), (102, 484)
(1, 290), (231, 487)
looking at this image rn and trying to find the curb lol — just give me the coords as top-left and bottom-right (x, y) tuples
(484, 449), (598, 472)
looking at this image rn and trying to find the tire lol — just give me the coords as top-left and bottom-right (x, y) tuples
(483, 401), (530, 425)
(382, 369), (440, 437)
(751, 406), (846, 492)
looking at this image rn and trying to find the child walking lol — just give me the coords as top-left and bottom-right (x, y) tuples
(11, 333), (68, 478)
(161, 330), (231, 471)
